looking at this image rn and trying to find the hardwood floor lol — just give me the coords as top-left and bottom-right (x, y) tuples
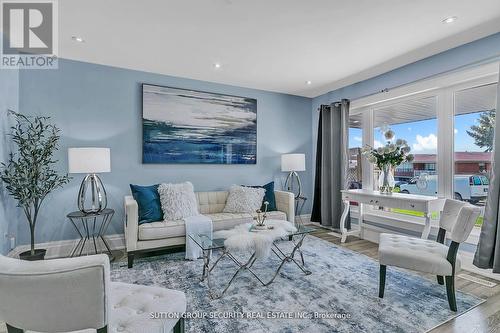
(310, 226), (500, 333)
(1, 226), (499, 333)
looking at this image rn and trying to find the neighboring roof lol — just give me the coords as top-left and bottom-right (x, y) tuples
(413, 152), (493, 163)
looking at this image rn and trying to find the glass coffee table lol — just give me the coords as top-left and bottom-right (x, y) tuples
(189, 224), (315, 299)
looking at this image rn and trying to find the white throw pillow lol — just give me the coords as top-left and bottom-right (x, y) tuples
(223, 185), (265, 213)
(158, 182), (199, 220)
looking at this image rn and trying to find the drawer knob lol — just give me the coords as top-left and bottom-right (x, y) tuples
(410, 204), (415, 208)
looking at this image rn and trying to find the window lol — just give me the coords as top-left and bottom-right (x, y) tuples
(454, 83), (497, 226)
(424, 163), (436, 171)
(348, 113), (363, 189)
(372, 96), (438, 197)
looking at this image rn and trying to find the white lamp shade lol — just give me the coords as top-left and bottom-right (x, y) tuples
(68, 148), (111, 174)
(281, 153), (306, 172)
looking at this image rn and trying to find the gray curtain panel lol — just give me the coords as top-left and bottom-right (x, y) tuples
(312, 99), (350, 229)
(474, 67), (500, 273)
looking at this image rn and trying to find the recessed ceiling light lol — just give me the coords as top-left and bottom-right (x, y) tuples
(71, 36), (84, 42)
(442, 16), (457, 24)
(213, 62), (221, 69)
(306, 80), (312, 85)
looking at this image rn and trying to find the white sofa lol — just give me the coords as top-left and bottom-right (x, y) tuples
(125, 190), (295, 268)
(0, 254), (186, 333)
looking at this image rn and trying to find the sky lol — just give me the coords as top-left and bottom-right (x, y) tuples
(349, 112), (489, 153)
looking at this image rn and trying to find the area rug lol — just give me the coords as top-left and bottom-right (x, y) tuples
(111, 236), (484, 333)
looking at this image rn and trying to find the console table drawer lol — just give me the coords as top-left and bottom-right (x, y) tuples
(342, 192), (429, 212)
(393, 199), (427, 212)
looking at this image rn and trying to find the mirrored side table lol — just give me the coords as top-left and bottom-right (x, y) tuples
(67, 208), (115, 260)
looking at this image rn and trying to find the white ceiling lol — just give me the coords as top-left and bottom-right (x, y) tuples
(59, 0), (500, 98)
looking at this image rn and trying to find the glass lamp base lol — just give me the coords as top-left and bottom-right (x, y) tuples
(78, 173), (107, 214)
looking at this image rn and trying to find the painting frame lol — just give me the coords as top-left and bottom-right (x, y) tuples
(141, 83), (258, 164)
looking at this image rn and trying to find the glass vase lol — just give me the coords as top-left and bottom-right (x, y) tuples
(379, 164), (395, 194)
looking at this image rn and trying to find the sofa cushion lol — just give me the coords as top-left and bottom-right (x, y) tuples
(129, 184), (163, 225)
(196, 191), (228, 214)
(138, 211), (287, 241)
(139, 220), (185, 240)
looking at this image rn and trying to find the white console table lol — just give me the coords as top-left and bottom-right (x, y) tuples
(339, 189), (445, 243)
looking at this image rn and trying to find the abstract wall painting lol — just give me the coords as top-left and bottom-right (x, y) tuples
(142, 84), (257, 164)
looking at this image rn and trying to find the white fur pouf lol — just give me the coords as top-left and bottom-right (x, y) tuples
(213, 220), (297, 258)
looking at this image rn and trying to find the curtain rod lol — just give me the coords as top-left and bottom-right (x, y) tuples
(321, 54), (500, 109)
(322, 99), (353, 108)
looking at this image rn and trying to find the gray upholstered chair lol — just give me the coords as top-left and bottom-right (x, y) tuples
(378, 199), (481, 311)
(0, 254), (186, 333)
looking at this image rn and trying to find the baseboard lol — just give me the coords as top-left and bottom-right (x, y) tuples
(296, 214), (311, 222)
(7, 234), (125, 259)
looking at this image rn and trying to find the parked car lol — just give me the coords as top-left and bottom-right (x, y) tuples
(399, 174), (489, 203)
(394, 180), (408, 189)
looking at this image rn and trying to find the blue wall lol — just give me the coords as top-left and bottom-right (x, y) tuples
(0, 56), (20, 255)
(14, 59), (312, 245)
(311, 32), (500, 182)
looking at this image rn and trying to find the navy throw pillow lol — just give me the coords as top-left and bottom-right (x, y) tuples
(247, 181), (277, 211)
(129, 184), (163, 224)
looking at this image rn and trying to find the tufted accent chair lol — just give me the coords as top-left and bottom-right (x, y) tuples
(0, 254), (186, 333)
(378, 199), (481, 311)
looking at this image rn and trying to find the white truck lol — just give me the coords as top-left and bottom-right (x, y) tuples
(399, 174), (489, 204)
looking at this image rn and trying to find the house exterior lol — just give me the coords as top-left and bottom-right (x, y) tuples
(395, 152), (492, 180)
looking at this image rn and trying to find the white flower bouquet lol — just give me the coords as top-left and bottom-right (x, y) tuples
(361, 129), (413, 193)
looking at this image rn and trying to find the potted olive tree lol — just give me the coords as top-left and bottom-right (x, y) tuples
(0, 111), (70, 260)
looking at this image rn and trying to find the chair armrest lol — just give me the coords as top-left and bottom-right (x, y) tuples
(0, 254), (110, 332)
(124, 195), (139, 252)
(275, 190), (295, 223)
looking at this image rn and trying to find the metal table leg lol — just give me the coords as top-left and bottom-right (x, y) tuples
(97, 211), (115, 259)
(80, 218), (91, 256)
(68, 217), (85, 257)
(92, 217), (98, 254)
(200, 234), (312, 298)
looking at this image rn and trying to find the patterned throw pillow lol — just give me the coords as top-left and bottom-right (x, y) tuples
(158, 181), (199, 220)
(223, 185), (266, 213)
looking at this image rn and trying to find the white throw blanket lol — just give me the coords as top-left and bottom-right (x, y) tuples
(214, 220), (297, 259)
(185, 214), (213, 260)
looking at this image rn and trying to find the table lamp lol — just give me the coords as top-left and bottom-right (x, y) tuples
(281, 153), (305, 198)
(68, 147), (111, 214)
